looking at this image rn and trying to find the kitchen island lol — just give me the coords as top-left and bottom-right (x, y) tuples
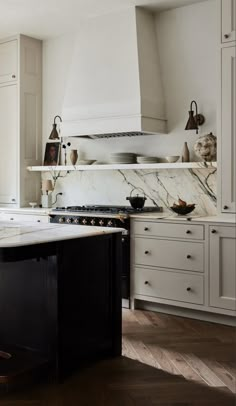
(0, 222), (122, 385)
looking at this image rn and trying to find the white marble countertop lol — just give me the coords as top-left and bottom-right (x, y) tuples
(130, 213), (236, 224)
(0, 221), (122, 248)
(0, 207), (50, 215)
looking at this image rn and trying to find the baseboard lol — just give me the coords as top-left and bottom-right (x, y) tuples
(134, 300), (236, 326)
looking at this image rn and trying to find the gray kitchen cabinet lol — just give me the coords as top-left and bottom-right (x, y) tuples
(209, 225), (236, 311)
(221, 0), (236, 43)
(220, 45), (236, 214)
(131, 219), (236, 321)
(0, 35), (42, 207)
(0, 84), (18, 204)
(0, 39), (17, 84)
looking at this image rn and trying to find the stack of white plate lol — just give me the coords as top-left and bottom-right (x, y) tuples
(137, 156), (158, 164)
(109, 153), (136, 164)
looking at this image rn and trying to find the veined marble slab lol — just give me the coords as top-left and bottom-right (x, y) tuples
(0, 222), (122, 248)
(50, 168), (217, 217)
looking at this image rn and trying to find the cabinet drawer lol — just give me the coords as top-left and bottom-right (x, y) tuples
(133, 238), (204, 272)
(1, 213), (48, 223)
(134, 268), (204, 305)
(132, 221), (204, 240)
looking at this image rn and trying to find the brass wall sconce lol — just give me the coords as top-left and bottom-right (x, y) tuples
(185, 100), (205, 134)
(49, 115), (62, 140)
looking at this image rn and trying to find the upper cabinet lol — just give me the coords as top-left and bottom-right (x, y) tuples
(0, 40), (17, 84)
(221, 0), (236, 43)
(0, 35), (42, 207)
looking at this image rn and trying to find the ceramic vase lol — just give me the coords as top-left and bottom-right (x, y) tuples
(182, 142), (190, 162)
(70, 149), (78, 165)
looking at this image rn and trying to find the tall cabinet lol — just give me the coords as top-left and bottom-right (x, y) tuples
(0, 35), (42, 207)
(219, 0), (236, 214)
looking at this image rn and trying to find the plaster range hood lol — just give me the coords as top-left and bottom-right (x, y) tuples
(61, 7), (167, 139)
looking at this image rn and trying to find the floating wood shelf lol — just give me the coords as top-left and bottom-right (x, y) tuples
(27, 162), (217, 172)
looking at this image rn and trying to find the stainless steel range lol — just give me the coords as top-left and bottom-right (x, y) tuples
(49, 205), (162, 306)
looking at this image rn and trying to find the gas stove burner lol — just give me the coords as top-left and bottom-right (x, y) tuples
(53, 205), (161, 214)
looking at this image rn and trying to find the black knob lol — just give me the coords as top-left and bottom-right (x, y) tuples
(224, 34), (229, 39)
(144, 281), (149, 285)
(145, 250), (149, 255)
(223, 205), (229, 210)
(186, 230), (191, 234)
(211, 229), (217, 234)
(187, 255), (191, 259)
(12, 74), (16, 78)
(37, 220), (41, 223)
(11, 198), (16, 202)
(144, 227), (149, 231)
(186, 287), (191, 292)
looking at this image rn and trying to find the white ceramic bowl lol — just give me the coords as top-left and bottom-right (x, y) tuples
(166, 156), (180, 163)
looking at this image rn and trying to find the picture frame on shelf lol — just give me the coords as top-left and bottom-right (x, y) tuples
(43, 142), (61, 166)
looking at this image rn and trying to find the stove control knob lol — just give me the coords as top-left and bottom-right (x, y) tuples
(59, 217), (65, 223)
(82, 219), (87, 225)
(66, 218), (73, 224)
(107, 220), (113, 227)
(90, 219), (96, 226)
(99, 219), (104, 226)
(74, 218), (79, 224)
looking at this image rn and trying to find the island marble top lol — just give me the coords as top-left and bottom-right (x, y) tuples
(0, 221), (122, 248)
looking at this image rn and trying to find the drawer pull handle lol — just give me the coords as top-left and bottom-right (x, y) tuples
(37, 220), (41, 222)
(145, 250), (150, 255)
(187, 255), (191, 259)
(224, 34), (230, 39)
(223, 205), (229, 210)
(186, 230), (191, 234)
(186, 287), (191, 292)
(10, 218), (14, 221)
(12, 74), (16, 78)
(144, 281), (149, 285)
(211, 229), (217, 234)
(144, 227), (149, 231)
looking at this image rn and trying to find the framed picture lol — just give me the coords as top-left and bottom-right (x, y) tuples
(44, 142), (60, 166)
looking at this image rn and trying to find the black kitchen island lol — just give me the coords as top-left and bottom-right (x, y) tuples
(0, 222), (122, 385)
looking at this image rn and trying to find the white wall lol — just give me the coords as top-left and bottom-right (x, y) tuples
(42, 0), (217, 214)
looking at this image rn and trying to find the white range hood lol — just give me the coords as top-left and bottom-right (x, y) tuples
(61, 7), (167, 139)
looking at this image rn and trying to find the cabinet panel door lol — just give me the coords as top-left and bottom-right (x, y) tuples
(222, 0), (236, 43)
(0, 85), (18, 204)
(0, 40), (17, 84)
(221, 46), (236, 213)
(209, 226), (236, 310)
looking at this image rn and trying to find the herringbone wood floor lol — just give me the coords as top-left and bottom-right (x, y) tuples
(0, 310), (235, 405)
(122, 309), (236, 394)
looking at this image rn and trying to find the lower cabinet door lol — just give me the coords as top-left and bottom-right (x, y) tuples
(134, 268), (204, 305)
(209, 226), (236, 311)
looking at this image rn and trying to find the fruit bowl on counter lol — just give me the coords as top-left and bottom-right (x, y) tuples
(170, 198), (196, 215)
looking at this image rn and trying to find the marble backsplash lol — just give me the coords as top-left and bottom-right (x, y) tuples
(50, 167), (217, 216)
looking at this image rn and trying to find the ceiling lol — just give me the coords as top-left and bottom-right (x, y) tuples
(0, 0), (208, 40)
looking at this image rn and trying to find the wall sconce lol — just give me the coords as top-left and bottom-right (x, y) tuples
(185, 101), (205, 134)
(49, 115), (62, 140)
